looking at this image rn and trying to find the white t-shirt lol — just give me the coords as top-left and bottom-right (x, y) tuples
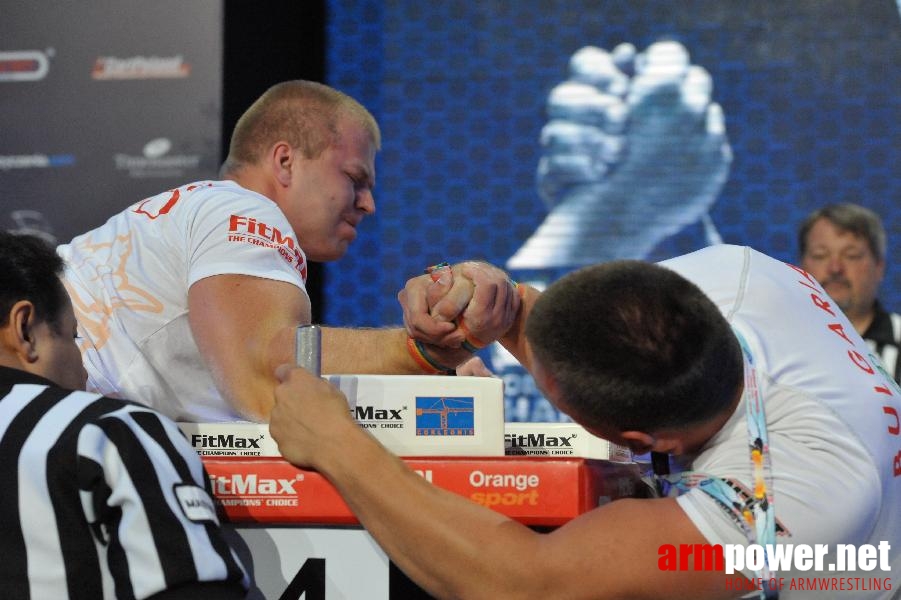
(662, 245), (901, 598)
(58, 180), (308, 422)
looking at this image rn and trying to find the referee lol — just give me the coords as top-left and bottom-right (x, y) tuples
(0, 231), (249, 599)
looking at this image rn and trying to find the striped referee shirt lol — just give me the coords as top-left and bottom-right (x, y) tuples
(0, 366), (249, 599)
(864, 300), (901, 385)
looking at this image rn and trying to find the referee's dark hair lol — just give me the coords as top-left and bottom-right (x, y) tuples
(0, 231), (68, 334)
(524, 260), (743, 433)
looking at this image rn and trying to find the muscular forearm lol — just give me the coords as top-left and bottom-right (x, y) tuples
(498, 283), (540, 372)
(320, 326), (412, 373)
(320, 326), (471, 375)
(270, 367), (545, 597)
(270, 365), (730, 600)
(316, 424), (543, 599)
(217, 325), (466, 420)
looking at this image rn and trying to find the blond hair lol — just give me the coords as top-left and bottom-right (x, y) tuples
(221, 80), (380, 176)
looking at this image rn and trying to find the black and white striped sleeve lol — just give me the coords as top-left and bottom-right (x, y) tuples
(76, 404), (249, 599)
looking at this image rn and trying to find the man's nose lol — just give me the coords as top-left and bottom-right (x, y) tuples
(827, 255), (845, 273)
(357, 189), (376, 215)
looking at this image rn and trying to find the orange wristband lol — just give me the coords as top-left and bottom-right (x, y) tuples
(456, 318), (488, 353)
(406, 337), (455, 375)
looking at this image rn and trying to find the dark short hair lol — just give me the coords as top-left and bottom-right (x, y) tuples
(525, 260), (743, 432)
(0, 231), (68, 333)
(798, 203), (886, 263)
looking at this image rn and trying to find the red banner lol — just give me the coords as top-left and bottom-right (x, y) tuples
(204, 456), (644, 527)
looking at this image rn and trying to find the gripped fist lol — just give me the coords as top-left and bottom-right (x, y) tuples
(398, 269), (463, 348)
(269, 364), (354, 468)
(455, 262), (521, 349)
(398, 261), (521, 351)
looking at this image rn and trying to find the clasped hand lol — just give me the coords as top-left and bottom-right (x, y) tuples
(398, 261), (521, 353)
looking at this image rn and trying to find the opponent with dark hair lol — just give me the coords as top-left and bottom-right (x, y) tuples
(0, 232), (249, 599)
(526, 261), (742, 433)
(270, 244), (901, 599)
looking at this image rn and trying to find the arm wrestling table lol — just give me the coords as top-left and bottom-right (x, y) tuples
(182, 375), (646, 599)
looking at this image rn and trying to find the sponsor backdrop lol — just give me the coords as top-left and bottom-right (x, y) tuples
(324, 0), (901, 420)
(0, 1), (222, 244)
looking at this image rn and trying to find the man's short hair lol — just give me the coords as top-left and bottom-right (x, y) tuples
(0, 231), (68, 334)
(798, 202), (887, 263)
(525, 261), (743, 433)
(221, 80), (381, 176)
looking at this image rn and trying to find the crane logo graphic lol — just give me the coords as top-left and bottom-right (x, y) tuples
(415, 397), (475, 436)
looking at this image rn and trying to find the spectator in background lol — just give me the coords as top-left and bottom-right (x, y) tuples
(799, 202), (900, 383)
(0, 231), (249, 599)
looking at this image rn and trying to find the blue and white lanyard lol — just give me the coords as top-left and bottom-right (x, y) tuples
(657, 331), (778, 599)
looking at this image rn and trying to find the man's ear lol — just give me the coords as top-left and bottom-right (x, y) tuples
(271, 142), (295, 187)
(1, 300), (39, 363)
